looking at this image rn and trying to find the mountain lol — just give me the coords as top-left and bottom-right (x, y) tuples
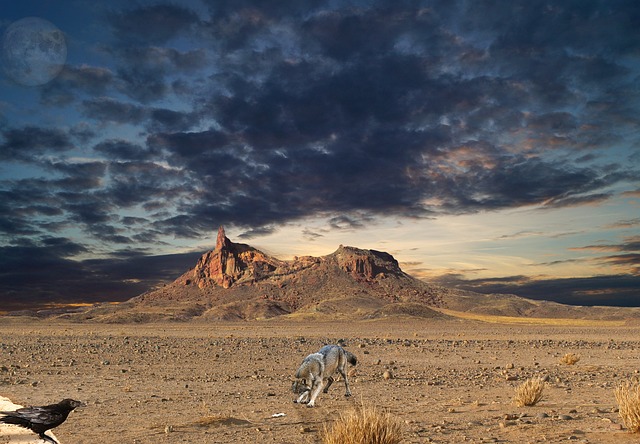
(63, 227), (640, 323)
(65, 227), (452, 322)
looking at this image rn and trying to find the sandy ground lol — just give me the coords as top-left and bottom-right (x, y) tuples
(1, 318), (639, 444)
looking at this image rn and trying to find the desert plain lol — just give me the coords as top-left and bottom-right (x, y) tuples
(1, 316), (640, 444)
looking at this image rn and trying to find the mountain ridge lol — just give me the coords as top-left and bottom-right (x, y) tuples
(58, 227), (640, 323)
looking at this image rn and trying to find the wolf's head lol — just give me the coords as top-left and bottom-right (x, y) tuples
(292, 379), (310, 395)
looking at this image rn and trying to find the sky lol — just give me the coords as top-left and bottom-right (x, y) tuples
(0, 0), (638, 312)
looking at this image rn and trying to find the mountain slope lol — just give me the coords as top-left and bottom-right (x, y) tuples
(67, 227), (454, 322)
(64, 227), (640, 323)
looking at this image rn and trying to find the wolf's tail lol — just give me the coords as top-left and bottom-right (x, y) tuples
(345, 350), (357, 366)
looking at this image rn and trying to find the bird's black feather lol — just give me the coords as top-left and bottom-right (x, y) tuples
(0, 398), (82, 444)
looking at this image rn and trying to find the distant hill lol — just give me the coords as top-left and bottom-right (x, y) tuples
(62, 227), (640, 323)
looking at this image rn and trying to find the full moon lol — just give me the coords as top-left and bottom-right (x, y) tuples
(1, 17), (67, 87)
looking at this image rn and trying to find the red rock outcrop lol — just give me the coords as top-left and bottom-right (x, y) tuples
(334, 245), (403, 281)
(190, 226), (285, 288)
(119, 228), (449, 321)
(182, 228), (410, 291)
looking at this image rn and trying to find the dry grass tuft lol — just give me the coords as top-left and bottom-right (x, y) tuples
(514, 377), (545, 407)
(194, 402), (247, 428)
(195, 414), (230, 427)
(559, 353), (581, 365)
(615, 380), (640, 433)
(322, 404), (403, 444)
(194, 414), (251, 427)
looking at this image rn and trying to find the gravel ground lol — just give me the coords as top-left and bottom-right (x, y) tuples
(1, 319), (640, 443)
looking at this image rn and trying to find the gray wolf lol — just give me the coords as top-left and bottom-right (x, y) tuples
(292, 344), (357, 407)
(0, 398), (82, 444)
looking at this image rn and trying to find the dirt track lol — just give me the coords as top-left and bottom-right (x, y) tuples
(1, 318), (639, 443)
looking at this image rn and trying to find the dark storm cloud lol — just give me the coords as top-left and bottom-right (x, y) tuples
(329, 214), (366, 230)
(432, 273), (640, 307)
(0, 126), (75, 161)
(69, 123), (97, 144)
(94, 139), (156, 161)
(105, 6), (205, 103)
(149, 130), (229, 158)
(83, 251), (202, 281)
(571, 235), (640, 275)
(117, 47), (208, 73)
(82, 98), (197, 132)
(40, 65), (115, 106)
(76, 0), (639, 232)
(63, 199), (114, 226)
(153, 1), (637, 229)
(103, 160), (191, 208)
(0, 240), (90, 311)
(6, 1), (638, 233)
(46, 160), (107, 184)
(147, 108), (199, 132)
(82, 97), (146, 124)
(0, 157), (108, 238)
(108, 4), (200, 45)
(0, 239), (201, 311)
(2, 0), (640, 308)
(302, 228), (324, 241)
(0, 155), (192, 245)
(36, 0), (640, 235)
(237, 226), (277, 239)
(432, 157), (628, 212)
(116, 66), (169, 103)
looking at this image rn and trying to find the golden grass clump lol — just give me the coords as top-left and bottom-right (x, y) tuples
(514, 377), (545, 407)
(559, 353), (581, 365)
(194, 414), (251, 428)
(615, 380), (640, 433)
(322, 404), (403, 444)
(195, 414), (230, 427)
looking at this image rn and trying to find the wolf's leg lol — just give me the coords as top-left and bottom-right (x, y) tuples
(307, 379), (324, 407)
(296, 390), (310, 404)
(323, 376), (335, 393)
(338, 366), (352, 397)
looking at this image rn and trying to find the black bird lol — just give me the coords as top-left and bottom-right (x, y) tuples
(0, 398), (82, 444)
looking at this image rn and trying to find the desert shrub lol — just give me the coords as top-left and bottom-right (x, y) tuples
(322, 404), (403, 444)
(514, 377), (545, 407)
(615, 380), (640, 433)
(559, 353), (581, 365)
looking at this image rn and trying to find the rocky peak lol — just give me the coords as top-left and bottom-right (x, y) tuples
(333, 245), (403, 281)
(189, 226), (283, 289)
(182, 230), (405, 290)
(216, 225), (228, 251)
